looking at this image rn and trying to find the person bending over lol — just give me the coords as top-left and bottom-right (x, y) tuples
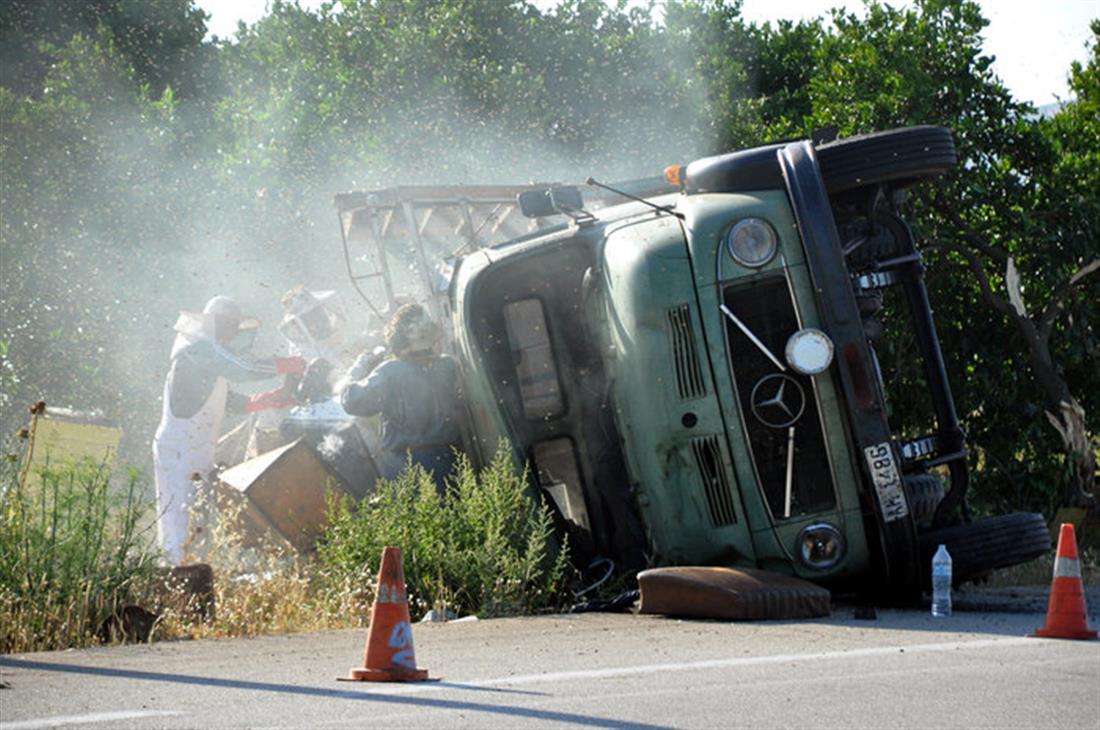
(340, 304), (462, 491)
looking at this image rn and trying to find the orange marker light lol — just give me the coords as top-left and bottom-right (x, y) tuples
(664, 164), (684, 187)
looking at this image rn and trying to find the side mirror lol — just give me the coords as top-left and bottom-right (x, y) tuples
(518, 189), (554, 218)
(518, 186), (584, 218)
(549, 186), (583, 212)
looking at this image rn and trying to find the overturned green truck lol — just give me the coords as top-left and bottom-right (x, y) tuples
(335, 126), (1050, 599)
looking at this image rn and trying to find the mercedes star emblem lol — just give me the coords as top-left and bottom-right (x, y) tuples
(750, 373), (806, 428)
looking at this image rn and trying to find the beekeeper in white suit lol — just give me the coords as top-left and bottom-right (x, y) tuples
(152, 295), (304, 565)
(278, 286), (356, 368)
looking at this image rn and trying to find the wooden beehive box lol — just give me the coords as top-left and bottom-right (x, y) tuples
(218, 438), (344, 552)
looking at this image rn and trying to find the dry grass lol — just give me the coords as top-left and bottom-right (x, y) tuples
(156, 569), (364, 641)
(983, 540), (1099, 587)
(151, 488), (368, 642)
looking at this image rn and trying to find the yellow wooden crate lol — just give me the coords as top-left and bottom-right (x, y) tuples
(26, 408), (121, 478)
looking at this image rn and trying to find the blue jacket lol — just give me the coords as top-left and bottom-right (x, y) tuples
(340, 354), (462, 452)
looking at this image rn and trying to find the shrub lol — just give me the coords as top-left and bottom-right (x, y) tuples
(0, 426), (160, 652)
(319, 445), (570, 619)
(1, 435), (572, 651)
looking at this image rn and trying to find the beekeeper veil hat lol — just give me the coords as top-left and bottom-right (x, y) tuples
(171, 295), (259, 357)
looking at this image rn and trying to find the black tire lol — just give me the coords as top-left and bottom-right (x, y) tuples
(903, 474), (944, 527)
(918, 512), (1051, 587)
(816, 126), (957, 194)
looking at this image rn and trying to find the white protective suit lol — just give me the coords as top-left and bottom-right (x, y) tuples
(152, 301), (278, 564)
(152, 370), (227, 565)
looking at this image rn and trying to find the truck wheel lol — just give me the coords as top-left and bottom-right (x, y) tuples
(903, 474), (944, 528)
(918, 512), (1051, 587)
(816, 126), (957, 194)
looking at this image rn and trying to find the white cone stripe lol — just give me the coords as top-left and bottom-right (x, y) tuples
(1053, 556), (1081, 579)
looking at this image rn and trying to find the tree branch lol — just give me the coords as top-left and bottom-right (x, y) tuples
(959, 248), (1020, 321)
(934, 194), (1012, 263)
(1039, 257), (1100, 339)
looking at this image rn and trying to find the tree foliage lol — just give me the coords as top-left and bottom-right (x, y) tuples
(1, 0), (1096, 513)
(0, 0), (210, 97)
(738, 1), (1098, 511)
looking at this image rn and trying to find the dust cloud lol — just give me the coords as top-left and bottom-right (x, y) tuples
(0, 1), (731, 478)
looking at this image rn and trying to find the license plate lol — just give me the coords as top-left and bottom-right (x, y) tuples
(864, 442), (908, 523)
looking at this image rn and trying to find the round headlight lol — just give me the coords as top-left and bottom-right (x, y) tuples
(797, 522), (845, 570)
(726, 218), (778, 267)
(785, 328), (834, 375)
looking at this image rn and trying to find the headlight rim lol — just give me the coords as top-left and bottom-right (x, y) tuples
(726, 217), (778, 268)
(796, 521), (846, 571)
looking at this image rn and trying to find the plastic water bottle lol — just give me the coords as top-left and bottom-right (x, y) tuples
(931, 544), (952, 617)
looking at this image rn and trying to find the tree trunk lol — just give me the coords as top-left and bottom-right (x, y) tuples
(1045, 398), (1097, 508)
(939, 206), (1097, 509)
(1019, 318), (1096, 507)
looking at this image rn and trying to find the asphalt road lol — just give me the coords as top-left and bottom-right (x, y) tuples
(2, 604), (1098, 729)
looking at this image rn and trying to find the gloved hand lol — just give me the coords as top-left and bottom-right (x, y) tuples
(297, 358), (334, 403)
(275, 356), (307, 375)
(363, 345), (388, 374)
(246, 387), (298, 413)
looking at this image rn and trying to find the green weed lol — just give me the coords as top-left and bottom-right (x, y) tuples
(2, 433), (571, 651)
(0, 420), (160, 653)
(319, 445), (571, 619)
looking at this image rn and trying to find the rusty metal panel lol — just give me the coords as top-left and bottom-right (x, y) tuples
(334, 185), (556, 214)
(637, 566), (831, 620)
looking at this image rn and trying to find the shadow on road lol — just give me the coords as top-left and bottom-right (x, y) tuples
(0, 657), (672, 730)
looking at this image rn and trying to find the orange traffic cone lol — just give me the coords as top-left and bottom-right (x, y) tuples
(1032, 524), (1097, 640)
(338, 546), (434, 681)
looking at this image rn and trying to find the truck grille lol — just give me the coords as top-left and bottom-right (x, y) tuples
(722, 277), (836, 518)
(667, 304), (706, 400)
(690, 435), (738, 526)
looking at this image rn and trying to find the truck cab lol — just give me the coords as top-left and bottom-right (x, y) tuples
(336, 127), (1050, 599)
